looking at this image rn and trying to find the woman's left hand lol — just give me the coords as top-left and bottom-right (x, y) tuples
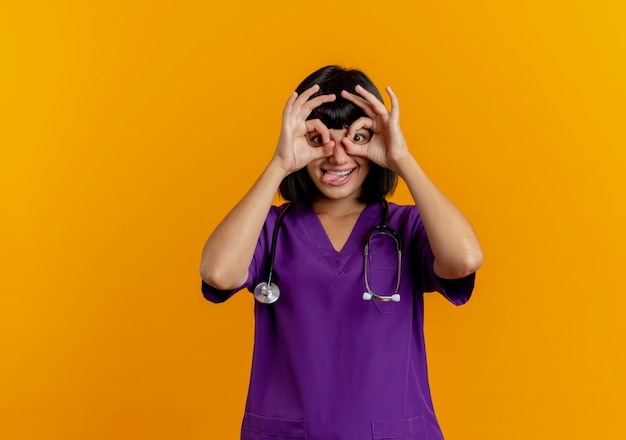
(340, 85), (411, 174)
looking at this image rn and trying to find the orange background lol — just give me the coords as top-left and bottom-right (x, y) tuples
(1, 1), (625, 439)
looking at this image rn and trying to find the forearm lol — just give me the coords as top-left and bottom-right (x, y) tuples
(397, 155), (483, 279)
(200, 159), (288, 290)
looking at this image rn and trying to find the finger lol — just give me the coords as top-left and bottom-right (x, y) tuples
(322, 139), (335, 157)
(386, 86), (400, 120)
(306, 139), (335, 162)
(354, 84), (389, 116)
(300, 93), (336, 116)
(342, 137), (368, 158)
(340, 90), (377, 119)
(294, 84), (335, 108)
(282, 91), (299, 118)
(345, 116), (373, 140)
(304, 119), (331, 145)
(296, 84), (321, 102)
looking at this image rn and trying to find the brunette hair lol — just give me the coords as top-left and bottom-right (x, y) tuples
(278, 66), (397, 204)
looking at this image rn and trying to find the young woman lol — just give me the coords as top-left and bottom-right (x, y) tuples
(200, 65), (483, 440)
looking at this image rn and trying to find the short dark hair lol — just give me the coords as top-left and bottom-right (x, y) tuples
(278, 65), (398, 204)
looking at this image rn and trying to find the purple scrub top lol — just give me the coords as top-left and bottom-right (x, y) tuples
(202, 202), (475, 440)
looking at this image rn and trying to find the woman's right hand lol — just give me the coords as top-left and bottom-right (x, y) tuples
(273, 84), (336, 174)
(201, 86), (335, 291)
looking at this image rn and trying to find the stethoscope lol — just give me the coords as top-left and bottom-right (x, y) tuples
(254, 200), (403, 304)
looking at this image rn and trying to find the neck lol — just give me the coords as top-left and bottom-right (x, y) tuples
(311, 197), (367, 217)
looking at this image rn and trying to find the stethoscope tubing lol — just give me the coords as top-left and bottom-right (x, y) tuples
(253, 203), (292, 304)
(255, 200), (403, 304)
(266, 203), (293, 287)
(362, 202), (403, 302)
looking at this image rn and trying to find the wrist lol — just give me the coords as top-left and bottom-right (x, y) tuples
(268, 156), (293, 179)
(389, 151), (419, 177)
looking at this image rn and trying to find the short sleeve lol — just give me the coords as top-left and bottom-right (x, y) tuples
(200, 205), (284, 304)
(433, 272), (476, 306)
(403, 204), (476, 306)
(420, 235), (476, 306)
(201, 273), (254, 303)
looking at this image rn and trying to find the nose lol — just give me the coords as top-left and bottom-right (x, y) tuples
(328, 142), (350, 164)
(328, 129), (349, 164)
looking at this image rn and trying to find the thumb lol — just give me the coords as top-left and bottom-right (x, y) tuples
(343, 138), (368, 158)
(310, 140), (335, 162)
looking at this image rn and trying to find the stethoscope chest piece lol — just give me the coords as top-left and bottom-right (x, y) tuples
(254, 282), (280, 304)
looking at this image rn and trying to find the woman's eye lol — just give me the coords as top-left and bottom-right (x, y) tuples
(306, 134), (323, 146)
(353, 132), (370, 144)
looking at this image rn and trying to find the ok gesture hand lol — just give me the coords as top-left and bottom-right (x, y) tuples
(341, 85), (411, 175)
(274, 84), (336, 174)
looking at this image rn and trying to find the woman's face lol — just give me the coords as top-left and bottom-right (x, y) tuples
(305, 126), (371, 202)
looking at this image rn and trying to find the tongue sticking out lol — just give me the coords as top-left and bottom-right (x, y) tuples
(322, 169), (352, 185)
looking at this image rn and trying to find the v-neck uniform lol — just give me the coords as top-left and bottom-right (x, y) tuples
(298, 202), (379, 274)
(201, 201), (476, 440)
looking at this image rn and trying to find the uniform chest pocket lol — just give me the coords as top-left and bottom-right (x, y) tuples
(365, 234), (410, 315)
(367, 265), (413, 315)
(372, 415), (427, 440)
(241, 413), (306, 440)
